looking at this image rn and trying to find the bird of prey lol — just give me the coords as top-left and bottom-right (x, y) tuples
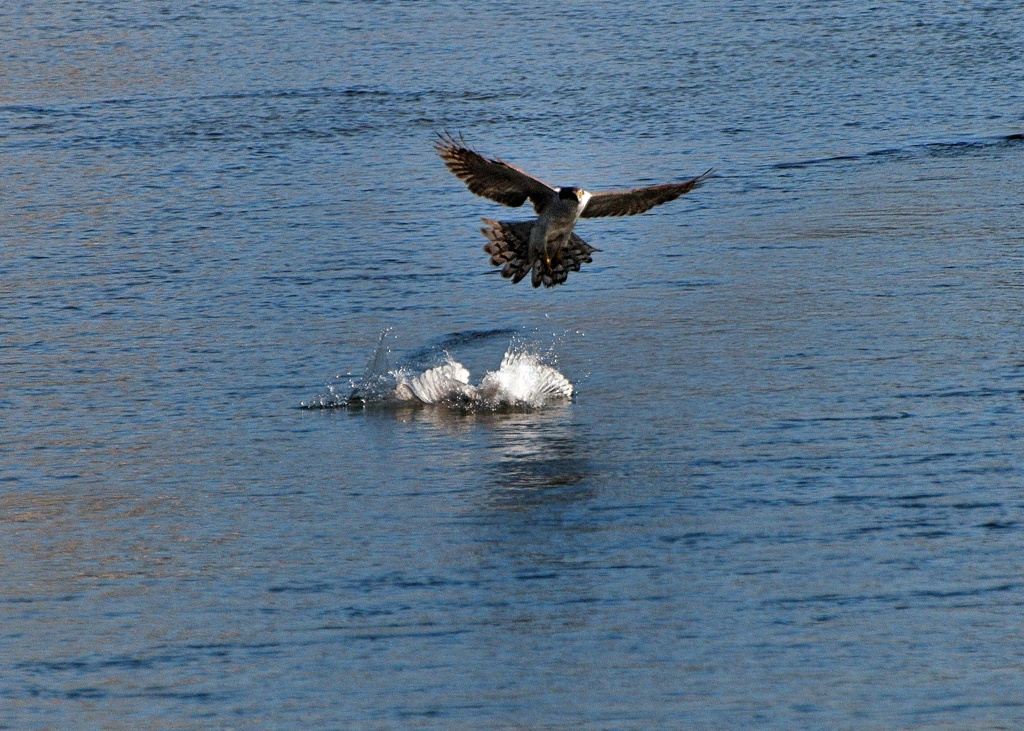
(435, 132), (712, 288)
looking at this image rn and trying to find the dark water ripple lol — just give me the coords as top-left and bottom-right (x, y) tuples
(775, 132), (1024, 169)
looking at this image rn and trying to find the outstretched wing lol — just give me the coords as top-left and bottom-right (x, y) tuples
(435, 132), (555, 213)
(580, 168), (714, 218)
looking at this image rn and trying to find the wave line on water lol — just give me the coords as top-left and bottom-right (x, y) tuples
(773, 132), (1024, 170)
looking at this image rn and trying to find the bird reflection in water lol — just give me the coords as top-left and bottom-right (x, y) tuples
(480, 408), (593, 509)
(390, 404), (593, 508)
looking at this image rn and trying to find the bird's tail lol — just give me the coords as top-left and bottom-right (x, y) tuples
(480, 219), (598, 288)
(481, 219), (534, 284)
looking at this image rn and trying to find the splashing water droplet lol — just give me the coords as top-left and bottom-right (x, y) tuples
(303, 332), (573, 412)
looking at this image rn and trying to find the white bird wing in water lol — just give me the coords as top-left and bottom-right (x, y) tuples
(387, 351), (572, 408)
(406, 360), (474, 404)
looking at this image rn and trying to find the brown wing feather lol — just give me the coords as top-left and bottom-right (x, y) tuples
(434, 132), (555, 213)
(580, 168), (714, 218)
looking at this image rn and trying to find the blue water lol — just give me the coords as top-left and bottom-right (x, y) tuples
(3, 2), (1024, 728)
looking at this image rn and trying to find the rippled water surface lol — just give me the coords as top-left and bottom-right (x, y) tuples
(3, 2), (1024, 728)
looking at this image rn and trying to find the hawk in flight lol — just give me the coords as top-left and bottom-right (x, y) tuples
(435, 132), (712, 288)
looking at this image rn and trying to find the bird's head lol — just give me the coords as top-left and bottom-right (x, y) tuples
(558, 186), (586, 202)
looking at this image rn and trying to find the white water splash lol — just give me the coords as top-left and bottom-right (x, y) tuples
(304, 335), (573, 411)
(478, 350), (574, 407)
